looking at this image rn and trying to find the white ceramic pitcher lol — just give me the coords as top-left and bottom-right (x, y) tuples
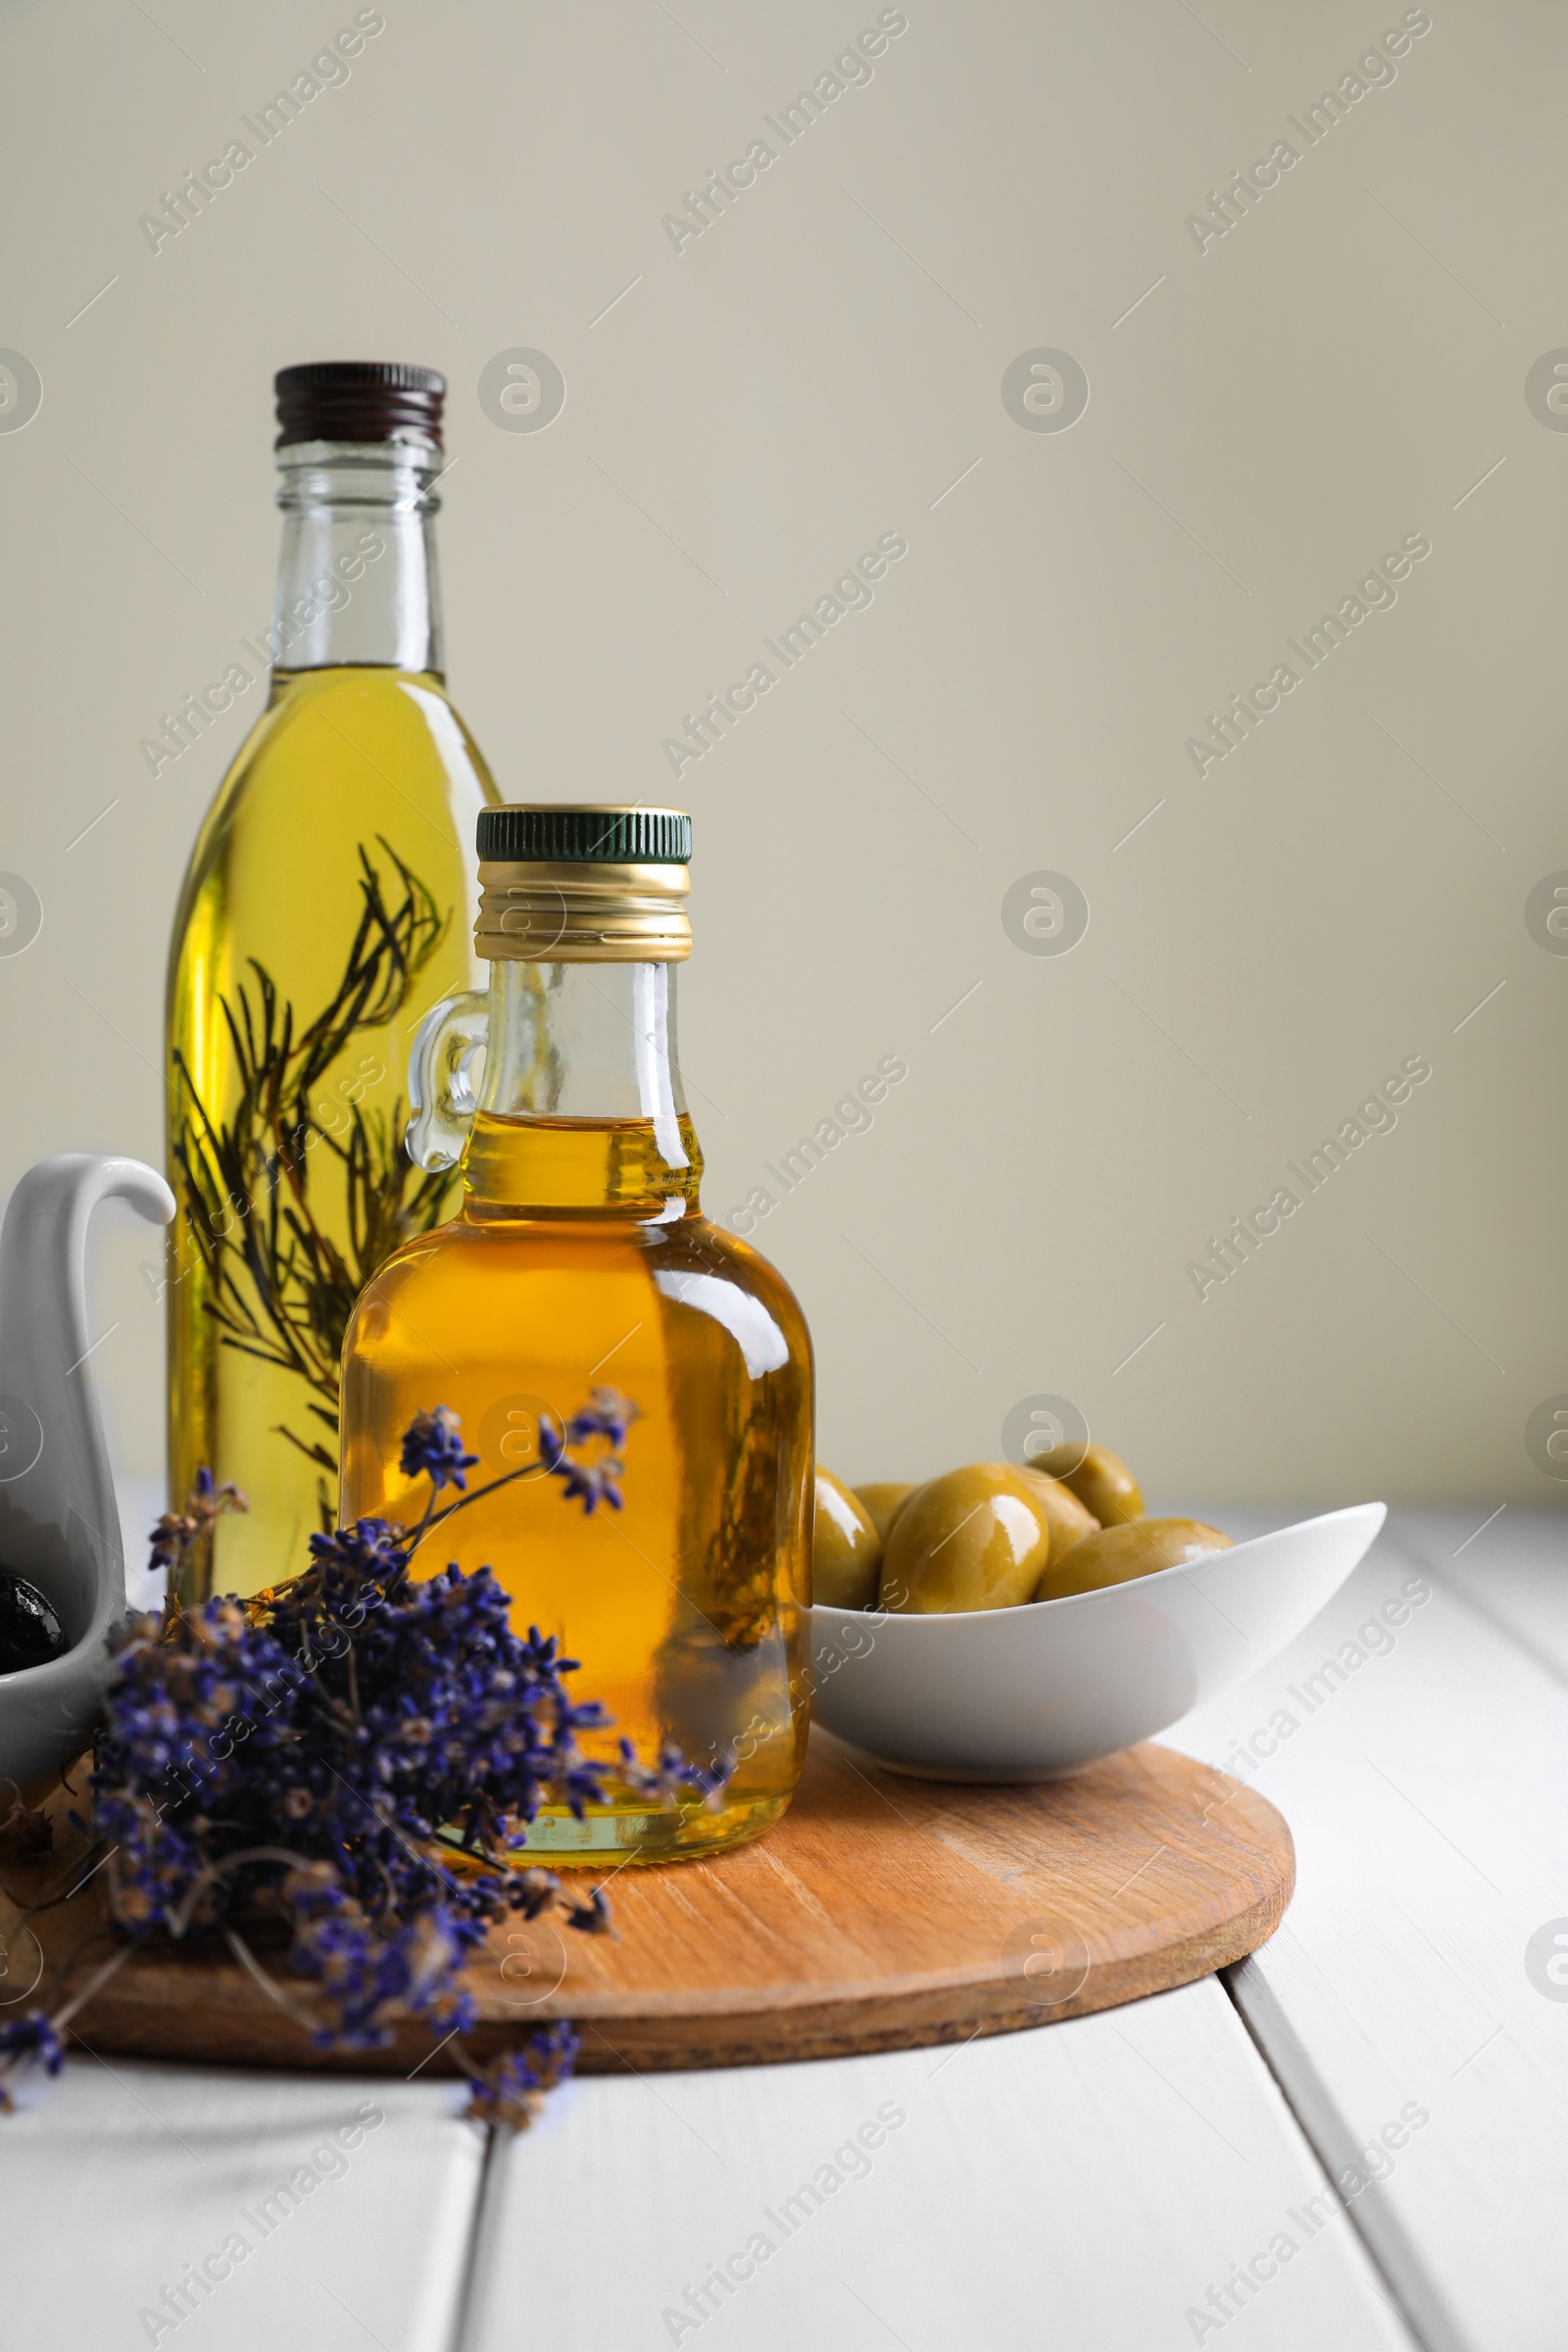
(0, 1154), (172, 1795)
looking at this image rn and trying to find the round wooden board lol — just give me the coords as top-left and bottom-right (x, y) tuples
(23, 1732), (1292, 2075)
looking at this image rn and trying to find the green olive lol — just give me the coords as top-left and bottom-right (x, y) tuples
(882, 1464), (1051, 1615)
(1033, 1516), (1231, 1603)
(813, 1468), (883, 1609)
(1031, 1443), (1144, 1529)
(1019, 1470), (1099, 1563)
(854, 1482), (916, 1544)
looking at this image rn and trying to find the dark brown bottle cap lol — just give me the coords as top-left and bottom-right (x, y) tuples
(273, 361), (445, 450)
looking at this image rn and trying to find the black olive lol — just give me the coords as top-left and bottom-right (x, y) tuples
(0, 1568), (68, 1674)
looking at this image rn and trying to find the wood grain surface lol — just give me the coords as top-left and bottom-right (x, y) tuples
(21, 1731), (1293, 2077)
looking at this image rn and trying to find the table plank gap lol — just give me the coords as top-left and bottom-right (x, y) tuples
(460, 1976), (1419, 2352)
(1169, 1512), (1568, 2352)
(0, 2060), (484, 2352)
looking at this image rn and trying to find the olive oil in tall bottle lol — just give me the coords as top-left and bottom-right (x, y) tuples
(165, 362), (499, 1596)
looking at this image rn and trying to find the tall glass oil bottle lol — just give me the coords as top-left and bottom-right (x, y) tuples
(339, 806), (813, 1861)
(166, 363), (499, 1597)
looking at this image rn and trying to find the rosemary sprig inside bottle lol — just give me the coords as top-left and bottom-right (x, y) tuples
(170, 840), (460, 1520)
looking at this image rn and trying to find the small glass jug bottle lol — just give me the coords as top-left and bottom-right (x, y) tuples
(339, 805), (813, 1862)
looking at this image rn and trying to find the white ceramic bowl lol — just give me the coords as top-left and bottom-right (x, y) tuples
(807, 1502), (1387, 1780)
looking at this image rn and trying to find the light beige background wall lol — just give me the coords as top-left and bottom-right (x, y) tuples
(2, 0), (1565, 1508)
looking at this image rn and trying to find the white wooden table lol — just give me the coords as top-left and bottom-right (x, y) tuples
(3, 1498), (1563, 2352)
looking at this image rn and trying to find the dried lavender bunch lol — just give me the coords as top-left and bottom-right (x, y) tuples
(0, 1393), (720, 2130)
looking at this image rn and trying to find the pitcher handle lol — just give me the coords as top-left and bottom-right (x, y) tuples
(407, 991), (488, 1171)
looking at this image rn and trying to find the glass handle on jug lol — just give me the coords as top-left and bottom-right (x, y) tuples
(407, 991), (489, 1171)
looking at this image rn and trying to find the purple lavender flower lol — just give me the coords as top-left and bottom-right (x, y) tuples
(563, 1886), (612, 1936)
(306, 1517), (409, 1591)
(399, 1406), (480, 1494)
(466, 2025), (581, 2129)
(544, 1387), (636, 1514)
(148, 1470), (246, 1589)
(556, 1457), (623, 1514)
(0, 2014), (65, 2112)
(564, 1387), (637, 1450)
